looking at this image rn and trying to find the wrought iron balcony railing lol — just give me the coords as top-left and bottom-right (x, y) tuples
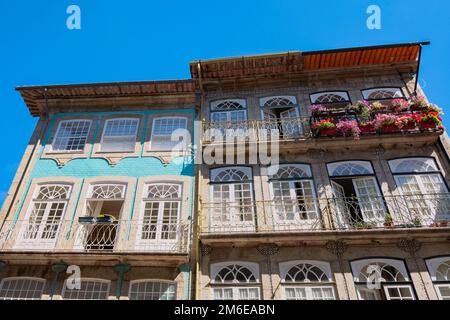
(202, 117), (312, 144)
(200, 193), (450, 234)
(0, 219), (189, 254)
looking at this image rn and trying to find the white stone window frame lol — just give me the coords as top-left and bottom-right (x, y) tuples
(16, 183), (73, 250)
(0, 277), (46, 300)
(267, 164), (313, 180)
(426, 257), (450, 300)
(100, 118), (140, 153)
(327, 161), (375, 177)
(51, 119), (92, 153)
(128, 279), (177, 300)
(61, 278), (111, 300)
(362, 87), (405, 101)
(149, 116), (188, 152)
(310, 91), (350, 104)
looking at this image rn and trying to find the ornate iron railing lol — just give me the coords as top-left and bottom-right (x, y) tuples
(0, 219), (189, 253)
(202, 117), (312, 144)
(200, 193), (450, 234)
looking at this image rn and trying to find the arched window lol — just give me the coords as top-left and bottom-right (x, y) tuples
(101, 118), (139, 152)
(327, 161), (374, 177)
(209, 167), (254, 232)
(279, 261), (335, 300)
(89, 184), (126, 200)
(426, 257), (450, 300)
(18, 184), (72, 250)
(362, 88), (405, 100)
(310, 91), (350, 104)
(62, 278), (110, 300)
(351, 259), (415, 300)
(211, 262), (260, 300)
(0, 277), (46, 300)
(261, 96), (296, 108)
(209, 100), (248, 140)
(267, 165), (318, 226)
(389, 158), (449, 225)
(128, 280), (177, 300)
(137, 183), (182, 250)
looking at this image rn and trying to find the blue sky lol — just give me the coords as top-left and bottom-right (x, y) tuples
(0, 0), (449, 206)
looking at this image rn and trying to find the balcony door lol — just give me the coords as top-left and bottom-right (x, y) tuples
(15, 185), (71, 250)
(389, 158), (450, 225)
(268, 164), (319, 230)
(136, 183), (182, 252)
(328, 161), (385, 229)
(210, 167), (255, 232)
(260, 96), (302, 139)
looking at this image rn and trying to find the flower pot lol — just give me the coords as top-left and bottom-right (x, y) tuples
(380, 124), (400, 134)
(78, 216), (96, 225)
(96, 216), (115, 224)
(359, 124), (375, 134)
(318, 127), (337, 137)
(401, 123), (417, 131)
(420, 121), (438, 130)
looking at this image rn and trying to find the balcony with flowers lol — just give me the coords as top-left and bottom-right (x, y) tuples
(310, 96), (444, 140)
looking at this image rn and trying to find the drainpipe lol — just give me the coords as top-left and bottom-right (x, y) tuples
(50, 262), (68, 300)
(113, 263), (131, 300)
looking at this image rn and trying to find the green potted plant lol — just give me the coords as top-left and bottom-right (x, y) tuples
(370, 101), (387, 115)
(383, 213), (394, 228)
(412, 216), (422, 228)
(355, 221), (374, 230)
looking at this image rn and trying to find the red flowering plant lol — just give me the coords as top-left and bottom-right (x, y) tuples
(418, 111), (443, 126)
(391, 99), (410, 113)
(336, 120), (361, 140)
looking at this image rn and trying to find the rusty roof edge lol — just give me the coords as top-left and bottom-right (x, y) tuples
(15, 78), (195, 92)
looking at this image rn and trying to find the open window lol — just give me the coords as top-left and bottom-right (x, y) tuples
(426, 257), (450, 300)
(260, 96), (302, 139)
(209, 167), (255, 232)
(267, 164), (320, 230)
(280, 261), (336, 300)
(327, 161), (386, 229)
(389, 158), (450, 226)
(351, 258), (415, 300)
(211, 262), (260, 300)
(77, 184), (126, 251)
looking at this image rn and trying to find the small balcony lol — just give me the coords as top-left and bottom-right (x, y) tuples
(0, 219), (189, 254)
(199, 193), (450, 235)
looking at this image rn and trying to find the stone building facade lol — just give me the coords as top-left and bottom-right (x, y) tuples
(0, 42), (449, 300)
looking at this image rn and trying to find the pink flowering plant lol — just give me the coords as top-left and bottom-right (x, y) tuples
(336, 119), (361, 140)
(309, 104), (327, 116)
(410, 95), (428, 109)
(392, 99), (410, 113)
(395, 114), (417, 129)
(373, 114), (399, 130)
